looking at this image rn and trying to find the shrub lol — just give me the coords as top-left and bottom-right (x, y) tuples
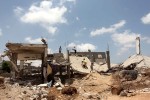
(2, 61), (11, 73)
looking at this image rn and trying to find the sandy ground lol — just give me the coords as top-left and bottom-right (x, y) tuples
(108, 93), (150, 100)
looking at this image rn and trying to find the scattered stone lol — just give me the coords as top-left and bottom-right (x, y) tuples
(41, 98), (47, 100)
(38, 83), (47, 87)
(57, 87), (62, 91)
(18, 95), (23, 99)
(120, 90), (127, 96)
(27, 82), (32, 87)
(119, 70), (138, 81)
(22, 90), (27, 94)
(127, 92), (136, 97)
(145, 80), (150, 86)
(14, 83), (19, 87)
(41, 88), (48, 94)
(47, 94), (56, 100)
(41, 93), (48, 98)
(53, 82), (60, 87)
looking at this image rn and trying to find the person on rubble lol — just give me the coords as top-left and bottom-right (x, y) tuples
(81, 58), (88, 69)
(90, 62), (94, 72)
(72, 46), (77, 55)
(59, 46), (62, 53)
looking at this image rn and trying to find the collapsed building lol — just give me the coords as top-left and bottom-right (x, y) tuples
(122, 37), (150, 69)
(5, 42), (48, 82)
(4, 39), (116, 83)
(0, 37), (150, 100)
(69, 51), (115, 73)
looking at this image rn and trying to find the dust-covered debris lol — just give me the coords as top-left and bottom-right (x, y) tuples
(61, 86), (77, 95)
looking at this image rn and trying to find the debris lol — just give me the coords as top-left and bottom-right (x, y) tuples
(111, 85), (123, 95)
(47, 94), (56, 100)
(57, 87), (62, 90)
(61, 86), (77, 95)
(119, 70), (138, 81)
(38, 83), (48, 87)
(120, 90), (127, 96)
(0, 76), (4, 84)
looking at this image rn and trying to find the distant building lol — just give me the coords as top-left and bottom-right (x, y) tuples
(70, 52), (107, 64)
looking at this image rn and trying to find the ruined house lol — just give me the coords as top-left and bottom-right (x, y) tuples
(5, 42), (48, 81)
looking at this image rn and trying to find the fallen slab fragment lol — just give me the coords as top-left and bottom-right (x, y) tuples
(122, 54), (150, 68)
(70, 56), (112, 73)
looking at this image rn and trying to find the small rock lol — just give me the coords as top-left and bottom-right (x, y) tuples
(41, 94), (48, 98)
(41, 98), (47, 100)
(32, 86), (37, 91)
(23, 90), (27, 94)
(53, 82), (60, 87)
(82, 93), (89, 98)
(111, 86), (123, 95)
(47, 94), (56, 100)
(14, 83), (19, 87)
(127, 92), (136, 97)
(18, 95), (23, 99)
(120, 91), (127, 97)
(27, 82), (32, 87)
(57, 87), (62, 91)
(32, 94), (39, 99)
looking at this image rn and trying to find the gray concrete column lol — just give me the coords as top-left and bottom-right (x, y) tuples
(106, 51), (111, 69)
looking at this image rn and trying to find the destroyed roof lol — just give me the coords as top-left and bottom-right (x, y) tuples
(122, 54), (150, 68)
(6, 43), (47, 54)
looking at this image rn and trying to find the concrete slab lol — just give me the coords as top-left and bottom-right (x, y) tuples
(69, 56), (109, 73)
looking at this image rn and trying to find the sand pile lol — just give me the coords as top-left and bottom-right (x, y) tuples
(72, 72), (112, 100)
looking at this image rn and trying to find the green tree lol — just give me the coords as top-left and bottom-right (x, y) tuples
(2, 61), (11, 73)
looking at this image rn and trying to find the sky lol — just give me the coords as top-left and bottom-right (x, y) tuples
(0, 0), (150, 64)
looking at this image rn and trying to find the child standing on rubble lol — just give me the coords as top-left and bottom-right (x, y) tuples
(72, 46), (77, 55)
(90, 62), (94, 72)
(82, 58), (88, 69)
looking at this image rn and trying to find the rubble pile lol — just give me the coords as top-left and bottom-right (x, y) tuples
(0, 76), (5, 89)
(111, 68), (150, 97)
(48, 86), (77, 100)
(71, 72), (112, 100)
(61, 86), (77, 95)
(0, 78), (49, 100)
(0, 68), (150, 100)
(0, 76), (4, 84)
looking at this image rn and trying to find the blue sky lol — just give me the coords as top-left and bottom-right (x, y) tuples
(0, 0), (150, 63)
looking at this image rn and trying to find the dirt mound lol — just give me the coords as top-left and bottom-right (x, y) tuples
(48, 87), (77, 100)
(71, 72), (112, 99)
(80, 72), (112, 87)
